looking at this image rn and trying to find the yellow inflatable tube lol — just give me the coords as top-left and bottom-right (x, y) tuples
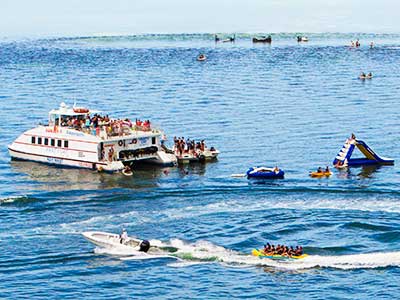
(251, 249), (308, 259)
(309, 171), (332, 178)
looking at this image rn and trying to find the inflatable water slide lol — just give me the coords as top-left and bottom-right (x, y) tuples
(333, 137), (394, 167)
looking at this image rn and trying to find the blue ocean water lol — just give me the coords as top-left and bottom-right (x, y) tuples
(0, 33), (400, 299)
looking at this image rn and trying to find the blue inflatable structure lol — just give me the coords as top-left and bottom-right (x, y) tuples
(246, 167), (285, 179)
(333, 137), (394, 167)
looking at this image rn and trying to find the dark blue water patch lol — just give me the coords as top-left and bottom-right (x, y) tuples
(0, 252), (92, 274)
(371, 231), (400, 243)
(340, 221), (395, 232)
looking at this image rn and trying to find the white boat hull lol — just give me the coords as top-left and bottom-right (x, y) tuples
(82, 231), (141, 249)
(9, 147), (124, 172)
(9, 147), (99, 169)
(82, 231), (177, 259)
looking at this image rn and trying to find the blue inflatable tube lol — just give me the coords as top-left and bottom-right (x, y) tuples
(246, 167), (285, 179)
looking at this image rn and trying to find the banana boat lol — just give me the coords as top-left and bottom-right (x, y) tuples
(252, 249), (308, 260)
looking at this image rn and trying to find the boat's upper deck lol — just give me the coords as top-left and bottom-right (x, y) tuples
(47, 103), (161, 140)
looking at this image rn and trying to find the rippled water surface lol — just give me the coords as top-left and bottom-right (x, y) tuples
(1, 33), (400, 299)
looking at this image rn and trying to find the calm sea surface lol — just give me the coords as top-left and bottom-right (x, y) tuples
(0, 33), (400, 299)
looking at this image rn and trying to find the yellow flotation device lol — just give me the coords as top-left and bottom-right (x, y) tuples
(251, 249), (308, 259)
(310, 171), (332, 178)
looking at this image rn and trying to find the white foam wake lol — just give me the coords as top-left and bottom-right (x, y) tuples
(115, 239), (400, 270)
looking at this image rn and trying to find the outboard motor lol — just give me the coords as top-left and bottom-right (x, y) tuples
(139, 240), (150, 252)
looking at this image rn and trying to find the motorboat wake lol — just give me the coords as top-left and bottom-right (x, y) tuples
(82, 232), (400, 270)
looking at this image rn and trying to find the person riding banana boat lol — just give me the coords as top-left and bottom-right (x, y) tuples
(263, 243), (303, 256)
(252, 242), (307, 259)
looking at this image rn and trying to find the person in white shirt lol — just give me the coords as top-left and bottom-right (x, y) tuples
(120, 229), (128, 244)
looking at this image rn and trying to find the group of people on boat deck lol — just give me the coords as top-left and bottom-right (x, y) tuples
(263, 243), (303, 257)
(173, 137), (207, 156)
(135, 119), (151, 131)
(58, 114), (152, 137)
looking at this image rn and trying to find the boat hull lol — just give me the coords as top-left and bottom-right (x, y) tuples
(176, 149), (219, 164)
(9, 147), (99, 170)
(82, 231), (142, 249)
(310, 171), (332, 177)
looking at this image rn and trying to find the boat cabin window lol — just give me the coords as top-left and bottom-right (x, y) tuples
(51, 139), (55, 147)
(64, 140), (69, 148)
(44, 138), (49, 145)
(57, 140), (62, 147)
(38, 137), (42, 144)
(152, 137), (156, 144)
(31, 136), (36, 144)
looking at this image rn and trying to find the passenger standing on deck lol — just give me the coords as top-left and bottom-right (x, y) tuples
(108, 147), (114, 162)
(120, 229), (128, 244)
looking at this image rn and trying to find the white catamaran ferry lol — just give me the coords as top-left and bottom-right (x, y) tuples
(8, 103), (177, 172)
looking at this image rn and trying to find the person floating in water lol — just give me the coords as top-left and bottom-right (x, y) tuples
(370, 41), (374, 48)
(197, 54), (206, 61)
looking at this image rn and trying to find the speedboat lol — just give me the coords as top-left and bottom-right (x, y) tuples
(222, 35), (235, 43)
(8, 102), (177, 172)
(82, 231), (150, 251)
(252, 249), (308, 260)
(297, 36), (309, 42)
(246, 166), (284, 179)
(82, 231), (178, 259)
(252, 36), (272, 43)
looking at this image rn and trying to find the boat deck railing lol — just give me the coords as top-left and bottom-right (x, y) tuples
(48, 123), (161, 139)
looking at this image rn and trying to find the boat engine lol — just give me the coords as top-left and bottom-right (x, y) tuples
(139, 240), (150, 252)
